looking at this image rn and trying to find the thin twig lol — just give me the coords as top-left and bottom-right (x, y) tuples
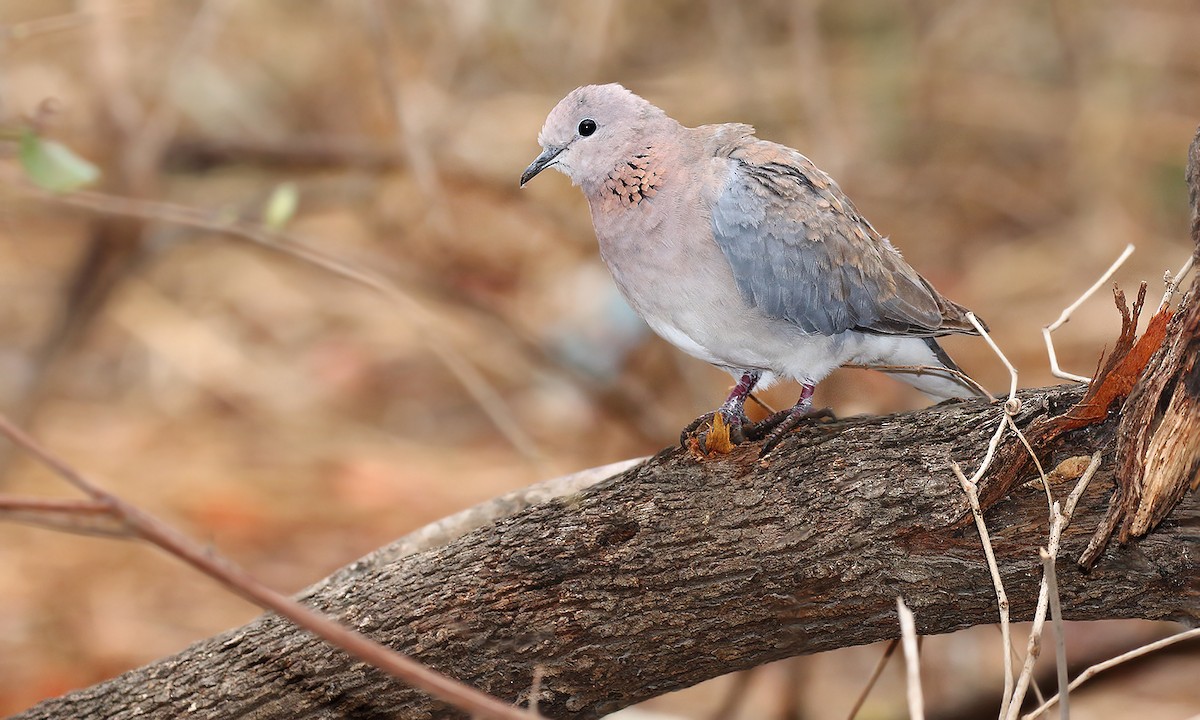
(948, 309), (1031, 719)
(844, 362), (993, 401)
(0, 412), (543, 720)
(1043, 244), (1135, 383)
(1009, 453), (1101, 720)
(1040, 544), (1069, 720)
(1159, 253), (1195, 309)
(1046, 453), (1099, 720)
(952, 312), (1021, 483)
(1007, 415), (1053, 510)
(970, 410), (1011, 485)
(969, 312), (1018, 405)
(84, 0), (143, 141)
(897, 597), (925, 720)
(0, 495), (129, 537)
(124, 0), (234, 187)
(360, 0), (449, 226)
(954, 310), (1022, 490)
(953, 463), (1013, 719)
(1003, 455), (1099, 720)
(1021, 627), (1200, 720)
(1061, 453), (1102, 522)
(996, 628), (1046, 706)
(1004, 515), (1060, 720)
(844, 639), (899, 720)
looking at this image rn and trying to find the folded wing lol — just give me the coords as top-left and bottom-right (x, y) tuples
(709, 137), (979, 338)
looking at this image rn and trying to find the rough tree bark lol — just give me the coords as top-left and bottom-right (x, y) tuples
(14, 383), (1200, 720)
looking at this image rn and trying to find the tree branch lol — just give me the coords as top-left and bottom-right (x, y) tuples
(14, 383), (1200, 719)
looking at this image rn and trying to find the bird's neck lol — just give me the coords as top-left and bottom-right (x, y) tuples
(583, 143), (686, 308)
(589, 146), (665, 210)
(580, 133), (683, 240)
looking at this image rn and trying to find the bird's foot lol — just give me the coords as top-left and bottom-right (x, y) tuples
(680, 408), (749, 455)
(747, 405), (836, 457)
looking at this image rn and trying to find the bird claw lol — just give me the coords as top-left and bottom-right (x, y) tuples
(747, 406), (836, 456)
(680, 409), (748, 454)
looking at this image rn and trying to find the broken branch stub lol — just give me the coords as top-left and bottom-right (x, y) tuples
(981, 126), (1200, 569)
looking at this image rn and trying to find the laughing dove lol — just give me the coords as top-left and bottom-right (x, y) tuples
(521, 83), (984, 454)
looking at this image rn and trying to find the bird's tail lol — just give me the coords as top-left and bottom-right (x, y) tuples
(849, 336), (979, 403)
(880, 337), (986, 400)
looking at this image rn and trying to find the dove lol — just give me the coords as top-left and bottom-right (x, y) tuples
(520, 83), (984, 454)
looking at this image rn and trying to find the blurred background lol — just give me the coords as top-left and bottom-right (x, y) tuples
(0, 1), (1197, 718)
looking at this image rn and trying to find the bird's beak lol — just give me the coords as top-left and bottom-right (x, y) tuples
(519, 145), (565, 187)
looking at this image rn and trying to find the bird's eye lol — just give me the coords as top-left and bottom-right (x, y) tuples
(578, 119), (597, 137)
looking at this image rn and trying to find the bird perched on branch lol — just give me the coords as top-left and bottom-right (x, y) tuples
(521, 83), (984, 455)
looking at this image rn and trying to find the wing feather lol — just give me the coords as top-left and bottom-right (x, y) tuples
(709, 137), (979, 337)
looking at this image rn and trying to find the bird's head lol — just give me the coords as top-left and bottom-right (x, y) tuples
(520, 84), (672, 189)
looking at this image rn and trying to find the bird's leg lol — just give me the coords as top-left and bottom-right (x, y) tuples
(679, 370), (760, 448)
(749, 383), (834, 456)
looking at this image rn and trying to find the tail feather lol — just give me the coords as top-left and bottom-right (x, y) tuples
(887, 338), (983, 399)
(872, 337), (985, 400)
(845, 334), (986, 400)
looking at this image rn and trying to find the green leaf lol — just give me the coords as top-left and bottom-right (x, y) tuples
(263, 182), (299, 230)
(18, 130), (100, 192)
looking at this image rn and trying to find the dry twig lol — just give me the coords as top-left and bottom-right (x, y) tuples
(1159, 253), (1195, 309)
(953, 463), (1014, 719)
(1043, 244), (1135, 383)
(1003, 454), (1101, 720)
(1003, 509), (1063, 720)
(1021, 627), (1200, 720)
(1040, 545), (1069, 720)
(979, 283), (1170, 512)
(844, 639), (899, 720)
(896, 597), (925, 720)
(953, 330), (1102, 719)
(844, 361), (994, 401)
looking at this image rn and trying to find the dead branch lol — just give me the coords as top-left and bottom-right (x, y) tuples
(1074, 126), (1200, 565)
(980, 128), (1200, 566)
(977, 283), (1173, 511)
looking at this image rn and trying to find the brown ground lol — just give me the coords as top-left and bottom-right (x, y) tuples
(0, 1), (1197, 717)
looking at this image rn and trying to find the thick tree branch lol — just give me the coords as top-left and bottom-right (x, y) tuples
(15, 383), (1200, 720)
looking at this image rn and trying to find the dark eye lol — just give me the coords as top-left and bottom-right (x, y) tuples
(578, 119), (597, 137)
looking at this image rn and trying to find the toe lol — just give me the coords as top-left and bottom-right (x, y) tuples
(680, 411), (716, 447)
(758, 426), (793, 457)
(744, 409), (787, 440)
(754, 406), (825, 456)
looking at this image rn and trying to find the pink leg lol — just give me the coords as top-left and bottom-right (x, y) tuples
(749, 383), (834, 456)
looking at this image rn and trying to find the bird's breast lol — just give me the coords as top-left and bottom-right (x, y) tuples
(586, 184), (765, 366)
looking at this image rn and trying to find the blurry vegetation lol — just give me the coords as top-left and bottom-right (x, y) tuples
(0, 1), (1197, 717)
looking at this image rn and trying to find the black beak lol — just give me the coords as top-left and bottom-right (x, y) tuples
(520, 145), (565, 187)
